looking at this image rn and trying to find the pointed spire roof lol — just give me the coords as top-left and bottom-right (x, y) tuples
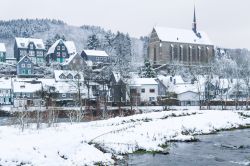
(192, 5), (197, 33)
(193, 5), (196, 22)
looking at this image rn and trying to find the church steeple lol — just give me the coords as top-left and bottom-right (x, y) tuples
(192, 5), (197, 33)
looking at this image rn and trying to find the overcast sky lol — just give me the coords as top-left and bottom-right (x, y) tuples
(0, 0), (249, 49)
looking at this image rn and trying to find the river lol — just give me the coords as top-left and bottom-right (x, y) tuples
(122, 129), (250, 166)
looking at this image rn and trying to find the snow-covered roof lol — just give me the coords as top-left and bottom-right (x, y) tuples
(83, 50), (109, 57)
(54, 70), (84, 82)
(62, 53), (77, 65)
(153, 26), (213, 45)
(15, 37), (45, 49)
(13, 81), (42, 93)
(0, 78), (12, 89)
(62, 53), (84, 66)
(173, 84), (199, 94)
(0, 43), (6, 52)
(130, 78), (158, 86)
(47, 39), (76, 55)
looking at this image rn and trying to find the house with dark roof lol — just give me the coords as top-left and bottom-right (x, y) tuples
(16, 55), (34, 76)
(14, 37), (46, 65)
(81, 50), (110, 64)
(62, 53), (87, 70)
(46, 39), (76, 64)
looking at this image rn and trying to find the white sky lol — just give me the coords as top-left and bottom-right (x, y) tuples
(0, 0), (249, 49)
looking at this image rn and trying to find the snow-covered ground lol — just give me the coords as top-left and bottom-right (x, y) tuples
(0, 110), (250, 165)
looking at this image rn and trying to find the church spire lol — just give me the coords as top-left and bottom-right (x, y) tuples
(192, 5), (197, 33)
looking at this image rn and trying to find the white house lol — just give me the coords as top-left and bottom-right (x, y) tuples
(158, 75), (205, 106)
(0, 78), (13, 105)
(129, 78), (158, 104)
(13, 80), (42, 107)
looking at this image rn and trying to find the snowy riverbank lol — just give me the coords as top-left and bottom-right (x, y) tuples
(0, 110), (250, 165)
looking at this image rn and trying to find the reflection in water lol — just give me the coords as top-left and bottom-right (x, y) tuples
(125, 129), (250, 166)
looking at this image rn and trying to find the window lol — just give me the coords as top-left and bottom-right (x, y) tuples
(62, 52), (66, 57)
(29, 44), (34, 50)
(57, 52), (60, 57)
(188, 46), (192, 62)
(29, 50), (35, 56)
(28, 70), (31, 74)
(21, 64), (25, 68)
(59, 74), (66, 79)
(27, 64), (31, 68)
(173, 45), (178, 60)
(22, 69), (26, 74)
(26, 93), (30, 98)
(57, 46), (60, 50)
(62, 46), (65, 50)
(67, 74), (73, 79)
(62, 94), (66, 98)
(141, 88), (145, 93)
(179, 45), (183, 61)
(149, 89), (155, 93)
(149, 97), (155, 101)
(96, 57), (99, 61)
(170, 44), (174, 61)
(37, 51), (43, 56)
(20, 50), (27, 56)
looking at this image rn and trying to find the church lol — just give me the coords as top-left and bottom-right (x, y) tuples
(148, 7), (215, 66)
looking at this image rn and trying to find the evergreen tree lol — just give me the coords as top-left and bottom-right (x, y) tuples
(139, 60), (156, 78)
(86, 34), (100, 50)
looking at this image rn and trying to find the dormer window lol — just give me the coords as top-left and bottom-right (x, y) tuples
(59, 73), (66, 79)
(74, 74), (80, 79)
(37, 44), (42, 48)
(29, 44), (34, 50)
(20, 43), (25, 47)
(67, 74), (73, 79)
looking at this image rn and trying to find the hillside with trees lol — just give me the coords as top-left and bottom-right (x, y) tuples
(0, 19), (146, 68)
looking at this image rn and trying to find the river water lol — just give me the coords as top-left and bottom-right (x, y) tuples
(123, 129), (250, 166)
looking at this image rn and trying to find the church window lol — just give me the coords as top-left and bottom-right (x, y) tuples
(174, 45), (178, 61)
(179, 45), (183, 61)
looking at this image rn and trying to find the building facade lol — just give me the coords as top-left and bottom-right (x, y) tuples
(148, 8), (214, 66)
(81, 50), (110, 64)
(62, 53), (87, 70)
(17, 56), (34, 76)
(0, 78), (13, 105)
(14, 38), (46, 65)
(46, 39), (76, 63)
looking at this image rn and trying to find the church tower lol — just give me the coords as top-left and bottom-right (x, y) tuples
(192, 5), (197, 33)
